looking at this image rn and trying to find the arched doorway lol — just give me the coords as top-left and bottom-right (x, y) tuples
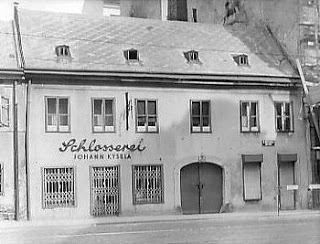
(180, 163), (223, 214)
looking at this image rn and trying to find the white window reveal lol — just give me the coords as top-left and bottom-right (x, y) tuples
(133, 165), (163, 204)
(0, 96), (9, 127)
(275, 102), (293, 132)
(43, 167), (75, 208)
(136, 99), (158, 133)
(191, 100), (211, 133)
(93, 98), (115, 132)
(46, 97), (70, 132)
(240, 101), (259, 132)
(0, 163), (3, 195)
(242, 154), (263, 201)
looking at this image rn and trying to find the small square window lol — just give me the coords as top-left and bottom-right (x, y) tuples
(233, 54), (249, 66)
(124, 49), (139, 62)
(55, 45), (71, 57)
(184, 50), (201, 64)
(136, 99), (158, 133)
(240, 101), (259, 132)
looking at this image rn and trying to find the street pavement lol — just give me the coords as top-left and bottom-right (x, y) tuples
(0, 210), (319, 244)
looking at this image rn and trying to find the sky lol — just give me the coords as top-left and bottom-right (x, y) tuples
(0, 0), (85, 20)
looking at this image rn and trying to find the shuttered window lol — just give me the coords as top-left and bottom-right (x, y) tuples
(242, 155), (263, 201)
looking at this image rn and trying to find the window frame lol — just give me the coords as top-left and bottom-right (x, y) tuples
(242, 159), (262, 202)
(190, 100), (212, 133)
(45, 96), (71, 133)
(42, 166), (76, 209)
(240, 100), (260, 133)
(132, 164), (164, 205)
(274, 101), (294, 133)
(0, 96), (10, 127)
(135, 99), (159, 133)
(92, 97), (116, 133)
(0, 163), (3, 195)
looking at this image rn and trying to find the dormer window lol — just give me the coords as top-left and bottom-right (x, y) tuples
(233, 54), (249, 66)
(184, 50), (201, 64)
(124, 48), (139, 62)
(55, 45), (71, 58)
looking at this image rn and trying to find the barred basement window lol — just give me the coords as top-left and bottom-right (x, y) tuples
(43, 167), (75, 208)
(240, 101), (259, 132)
(0, 96), (9, 127)
(0, 163), (3, 195)
(275, 102), (293, 132)
(133, 165), (163, 204)
(92, 98), (115, 132)
(46, 97), (70, 132)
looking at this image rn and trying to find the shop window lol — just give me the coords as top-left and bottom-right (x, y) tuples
(45, 97), (70, 132)
(190, 100), (211, 133)
(92, 98), (115, 132)
(242, 155), (263, 201)
(0, 96), (9, 127)
(43, 167), (75, 208)
(275, 102), (293, 132)
(0, 163), (3, 195)
(136, 99), (158, 133)
(240, 101), (259, 132)
(133, 165), (163, 204)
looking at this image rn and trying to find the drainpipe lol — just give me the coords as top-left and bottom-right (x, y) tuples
(25, 79), (31, 220)
(13, 80), (19, 221)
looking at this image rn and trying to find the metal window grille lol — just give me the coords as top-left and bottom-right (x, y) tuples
(0, 96), (9, 127)
(133, 165), (163, 204)
(191, 100), (211, 132)
(275, 102), (293, 132)
(0, 163), (3, 195)
(91, 166), (120, 217)
(43, 167), (75, 208)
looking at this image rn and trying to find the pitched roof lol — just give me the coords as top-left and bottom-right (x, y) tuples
(16, 8), (297, 80)
(0, 20), (19, 71)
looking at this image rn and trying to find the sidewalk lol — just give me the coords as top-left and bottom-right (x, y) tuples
(0, 209), (319, 230)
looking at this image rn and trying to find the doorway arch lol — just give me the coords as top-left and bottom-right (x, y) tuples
(180, 162), (223, 214)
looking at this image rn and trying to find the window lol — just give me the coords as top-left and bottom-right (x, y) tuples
(184, 50), (201, 64)
(136, 99), (158, 133)
(124, 48), (139, 62)
(275, 102), (293, 132)
(240, 101), (259, 132)
(0, 163), (3, 195)
(191, 100), (211, 133)
(133, 165), (163, 204)
(46, 97), (70, 132)
(55, 45), (71, 57)
(92, 98), (115, 132)
(43, 167), (75, 208)
(242, 155), (263, 201)
(192, 8), (197, 22)
(233, 54), (249, 66)
(0, 96), (9, 127)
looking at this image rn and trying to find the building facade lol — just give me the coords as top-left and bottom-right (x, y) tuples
(4, 6), (312, 221)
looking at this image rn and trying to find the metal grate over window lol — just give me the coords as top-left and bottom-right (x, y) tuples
(133, 165), (163, 204)
(91, 166), (120, 217)
(43, 167), (75, 208)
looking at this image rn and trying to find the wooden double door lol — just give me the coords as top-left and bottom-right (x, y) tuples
(180, 163), (223, 214)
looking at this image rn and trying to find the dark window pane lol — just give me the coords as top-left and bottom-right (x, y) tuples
(284, 118), (291, 131)
(148, 101), (156, 115)
(250, 117), (257, 127)
(202, 101), (209, 116)
(148, 116), (157, 126)
(105, 115), (113, 126)
(47, 98), (57, 114)
(284, 103), (290, 116)
(105, 100), (113, 115)
(94, 99), (102, 115)
(241, 102), (248, 117)
(275, 103), (282, 116)
(277, 117), (282, 130)
(138, 116), (146, 126)
(192, 116), (200, 126)
(59, 99), (68, 114)
(203, 117), (209, 127)
(192, 102), (200, 115)
(137, 101), (146, 115)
